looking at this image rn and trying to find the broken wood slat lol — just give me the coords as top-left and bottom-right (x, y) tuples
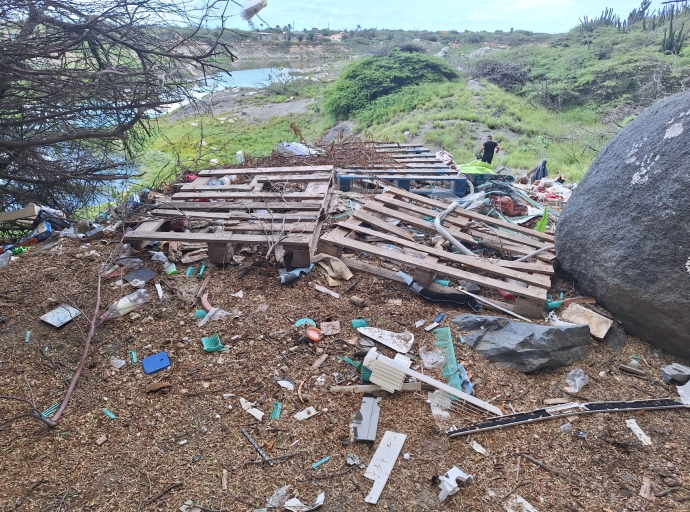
(387, 186), (556, 243)
(197, 165), (335, 176)
(403, 163), (451, 168)
(341, 256), (518, 314)
(352, 211), (416, 241)
(180, 252), (208, 264)
(172, 192), (325, 200)
(130, 220), (167, 250)
(124, 231), (311, 246)
(153, 210), (319, 221)
(160, 202), (323, 211)
(222, 222), (315, 233)
(321, 234), (546, 301)
(179, 184), (254, 191)
(344, 168), (458, 175)
(375, 194), (553, 251)
(0, 203), (40, 223)
(334, 221), (552, 289)
(254, 174), (333, 183)
(180, 175), (333, 190)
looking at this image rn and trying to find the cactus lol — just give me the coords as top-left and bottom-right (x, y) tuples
(660, 8), (687, 56)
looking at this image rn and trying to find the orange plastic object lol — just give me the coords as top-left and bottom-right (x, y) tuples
(306, 327), (323, 342)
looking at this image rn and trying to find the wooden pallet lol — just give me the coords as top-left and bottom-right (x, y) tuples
(318, 186), (555, 317)
(124, 166), (334, 266)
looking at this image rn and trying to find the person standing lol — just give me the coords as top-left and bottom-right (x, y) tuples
(478, 135), (501, 164)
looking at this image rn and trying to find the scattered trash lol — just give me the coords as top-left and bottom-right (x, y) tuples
(230, 290), (244, 298)
(40, 304), (82, 328)
(319, 321), (341, 336)
(270, 401), (282, 420)
(351, 395), (382, 442)
(155, 283), (164, 299)
(278, 264), (314, 284)
(434, 327), (473, 395)
(564, 369), (589, 393)
(312, 354), (328, 368)
(625, 419), (652, 445)
(561, 303), (613, 339)
(122, 267), (156, 285)
(560, 422), (573, 434)
(240, 398), (264, 422)
(241, 428), (272, 466)
(415, 320), (425, 328)
(351, 319), (369, 329)
(195, 310), (207, 319)
(419, 346), (445, 371)
(346, 453), (366, 469)
(364, 431), (407, 504)
(127, 350), (138, 363)
(311, 456), (330, 469)
(424, 322), (439, 331)
(295, 318), (317, 327)
(469, 440), (487, 455)
(284, 492), (325, 512)
(100, 289), (150, 321)
(349, 296), (366, 308)
(102, 409), (117, 420)
(661, 363), (690, 385)
(201, 334), (228, 352)
(141, 352), (170, 374)
(504, 494), (538, 512)
(434, 313), (445, 323)
(306, 327), (323, 342)
(41, 403), (60, 418)
(95, 435), (108, 446)
(277, 380), (295, 391)
(110, 356), (127, 370)
(24, 330), (30, 343)
(294, 406), (319, 421)
(313, 284), (340, 299)
(639, 476), (655, 501)
(434, 466), (474, 502)
(357, 327), (414, 353)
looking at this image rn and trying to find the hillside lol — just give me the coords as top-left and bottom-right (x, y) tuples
(143, 2), (690, 185)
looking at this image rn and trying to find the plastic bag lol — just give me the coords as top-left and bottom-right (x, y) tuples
(117, 258), (143, 269)
(0, 252), (10, 270)
(149, 251), (169, 263)
(564, 369), (589, 393)
(100, 289), (150, 321)
(419, 346), (446, 371)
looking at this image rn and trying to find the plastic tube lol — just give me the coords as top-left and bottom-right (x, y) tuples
(434, 202), (476, 257)
(514, 245), (556, 262)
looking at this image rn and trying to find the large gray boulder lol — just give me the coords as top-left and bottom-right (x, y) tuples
(556, 92), (690, 360)
(452, 315), (590, 372)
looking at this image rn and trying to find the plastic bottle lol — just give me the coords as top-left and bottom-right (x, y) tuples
(0, 251), (10, 270)
(100, 289), (150, 320)
(163, 261), (178, 275)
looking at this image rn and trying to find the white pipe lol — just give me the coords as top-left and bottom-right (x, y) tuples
(457, 286), (533, 323)
(514, 245), (556, 262)
(434, 202), (476, 257)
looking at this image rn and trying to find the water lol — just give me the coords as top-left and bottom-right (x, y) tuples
(197, 67), (292, 93)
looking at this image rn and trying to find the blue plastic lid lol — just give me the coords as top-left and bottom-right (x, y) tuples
(141, 352), (170, 374)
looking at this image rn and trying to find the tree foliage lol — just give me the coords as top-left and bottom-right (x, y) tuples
(0, 0), (236, 214)
(323, 50), (459, 120)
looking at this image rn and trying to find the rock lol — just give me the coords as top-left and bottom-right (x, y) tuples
(452, 315), (590, 373)
(602, 323), (627, 353)
(555, 91), (690, 359)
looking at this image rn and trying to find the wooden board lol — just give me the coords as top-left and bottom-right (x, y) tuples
(198, 165), (334, 176)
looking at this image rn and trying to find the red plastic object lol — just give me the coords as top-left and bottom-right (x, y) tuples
(185, 174), (198, 182)
(306, 327), (323, 342)
(491, 196), (528, 216)
(497, 289), (516, 300)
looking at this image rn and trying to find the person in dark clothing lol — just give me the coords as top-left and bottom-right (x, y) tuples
(478, 135), (500, 164)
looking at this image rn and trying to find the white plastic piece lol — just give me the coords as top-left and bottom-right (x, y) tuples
(230, 290), (244, 298)
(424, 322), (439, 332)
(277, 380), (295, 391)
(284, 492), (325, 512)
(293, 406), (318, 421)
(677, 381), (690, 405)
(155, 283), (164, 299)
(415, 320), (425, 328)
(469, 440), (487, 455)
(363, 348), (503, 416)
(364, 431), (407, 504)
(351, 396), (382, 442)
(357, 327), (414, 353)
(40, 304), (82, 327)
(504, 494), (539, 512)
(438, 466), (474, 502)
(240, 397), (264, 422)
(313, 284), (340, 299)
(625, 419), (652, 446)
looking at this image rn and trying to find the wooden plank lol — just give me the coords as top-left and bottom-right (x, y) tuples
(124, 231), (311, 245)
(197, 165), (334, 176)
(223, 222), (315, 233)
(254, 174), (333, 183)
(153, 209), (319, 221)
(180, 176), (331, 191)
(374, 195), (469, 228)
(353, 211), (415, 241)
(334, 221), (552, 288)
(179, 184), (254, 191)
(343, 169), (457, 175)
(130, 219), (167, 250)
(388, 186), (556, 243)
(0, 203), (40, 223)
(321, 234), (546, 301)
(162, 201), (323, 211)
(339, 174), (465, 181)
(172, 192), (325, 200)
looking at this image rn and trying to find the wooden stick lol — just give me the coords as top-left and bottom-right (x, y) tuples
(149, 482), (183, 502)
(243, 452), (296, 465)
(520, 454), (569, 479)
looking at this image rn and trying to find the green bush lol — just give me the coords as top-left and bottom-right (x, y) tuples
(322, 50), (460, 119)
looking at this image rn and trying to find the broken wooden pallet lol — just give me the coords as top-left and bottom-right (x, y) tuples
(124, 166), (334, 266)
(318, 186), (555, 316)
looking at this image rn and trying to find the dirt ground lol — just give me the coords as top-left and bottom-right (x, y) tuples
(1, 238), (690, 512)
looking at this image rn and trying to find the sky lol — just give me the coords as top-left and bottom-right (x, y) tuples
(229, 0), (664, 34)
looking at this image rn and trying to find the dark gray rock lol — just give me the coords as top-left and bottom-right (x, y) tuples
(556, 91), (690, 360)
(452, 315), (590, 373)
(602, 323), (627, 354)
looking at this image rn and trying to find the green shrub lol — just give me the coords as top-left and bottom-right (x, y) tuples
(322, 50), (460, 119)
